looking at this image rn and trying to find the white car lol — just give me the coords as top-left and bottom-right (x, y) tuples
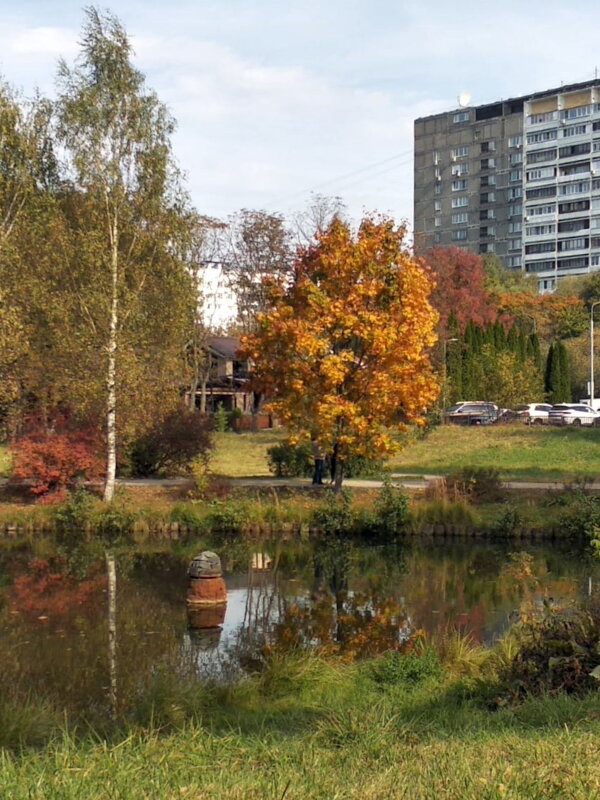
(548, 404), (600, 427)
(515, 403), (553, 425)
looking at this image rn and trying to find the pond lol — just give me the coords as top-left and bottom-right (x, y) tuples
(1, 537), (598, 720)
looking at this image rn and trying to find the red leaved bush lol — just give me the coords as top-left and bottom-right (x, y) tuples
(10, 421), (104, 500)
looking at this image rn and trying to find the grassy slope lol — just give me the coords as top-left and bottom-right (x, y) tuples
(2, 660), (600, 799)
(211, 426), (600, 482)
(389, 424), (600, 480)
(210, 430), (286, 477)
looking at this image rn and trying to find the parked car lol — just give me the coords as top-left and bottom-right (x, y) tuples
(548, 404), (600, 427)
(443, 401), (500, 425)
(515, 403), (554, 425)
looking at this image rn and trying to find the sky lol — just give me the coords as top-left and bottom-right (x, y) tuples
(1, 0), (600, 229)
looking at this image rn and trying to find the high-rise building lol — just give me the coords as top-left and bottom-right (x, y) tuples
(414, 79), (600, 292)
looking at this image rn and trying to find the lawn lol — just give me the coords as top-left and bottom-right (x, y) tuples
(210, 429), (286, 477)
(388, 423), (600, 481)
(2, 658), (600, 799)
(210, 425), (600, 483)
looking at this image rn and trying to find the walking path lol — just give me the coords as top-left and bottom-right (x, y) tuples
(115, 474), (600, 492)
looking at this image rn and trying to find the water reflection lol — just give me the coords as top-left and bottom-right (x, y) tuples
(0, 539), (598, 720)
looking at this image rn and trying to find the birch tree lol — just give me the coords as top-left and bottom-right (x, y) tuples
(56, 7), (188, 501)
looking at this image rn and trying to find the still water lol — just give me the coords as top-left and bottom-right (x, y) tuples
(1, 538), (598, 719)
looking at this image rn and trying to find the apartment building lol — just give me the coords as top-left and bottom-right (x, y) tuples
(414, 79), (600, 291)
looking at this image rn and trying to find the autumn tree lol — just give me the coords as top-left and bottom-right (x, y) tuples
(242, 216), (439, 490)
(55, 8), (194, 501)
(424, 246), (498, 334)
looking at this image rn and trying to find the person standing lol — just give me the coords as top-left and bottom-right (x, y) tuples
(311, 437), (325, 485)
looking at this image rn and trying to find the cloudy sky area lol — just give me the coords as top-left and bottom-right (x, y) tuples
(1, 0), (599, 229)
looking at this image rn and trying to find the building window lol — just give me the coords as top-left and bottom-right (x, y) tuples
(480, 226), (495, 237)
(433, 151), (440, 165)
(479, 243), (495, 254)
(510, 152), (524, 165)
(451, 163), (469, 176)
(453, 111), (470, 123)
(559, 162), (590, 177)
(562, 105), (592, 120)
(526, 204), (556, 217)
(558, 199), (590, 213)
(508, 205), (523, 218)
(480, 175), (496, 186)
(525, 260), (555, 273)
(558, 237), (588, 251)
(451, 146), (469, 159)
(563, 124), (588, 137)
(451, 196), (469, 208)
(527, 111), (558, 125)
(434, 231), (441, 243)
(480, 192), (496, 204)
(481, 141), (496, 153)
(480, 209), (496, 220)
(451, 212), (468, 224)
(527, 166), (556, 180)
(451, 229), (468, 241)
(526, 224), (556, 236)
(559, 143), (591, 158)
(509, 222), (522, 233)
(526, 241), (556, 254)
(508, 187), (523, 200)
(480, 158), (496, 169)
(508, 135), (523, 148)
(509, 238), (522, 251)
(510, 170), (522, 182)
(527, 129), (558, 144)
(506, 255), (522, 267)
(434, 200), (441, 212)
(527, 148), (556, 164)
(557, 218), (590, 233)
(558, 181), (590, 196)
(452, 179), (468, 191)
(526, 186), (557, 200)
(434, 217), (441, 227)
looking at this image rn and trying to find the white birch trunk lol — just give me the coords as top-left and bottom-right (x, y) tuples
(104, 211), (118, 503)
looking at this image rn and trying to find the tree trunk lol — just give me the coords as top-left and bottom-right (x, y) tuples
(333, 460), (344, 494)
(104, 214), (118, 503)
(200, 374), (208, 414)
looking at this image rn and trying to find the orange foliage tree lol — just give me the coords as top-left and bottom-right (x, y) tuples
(241, 216), (439, 488)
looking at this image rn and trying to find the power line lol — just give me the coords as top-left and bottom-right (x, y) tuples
(270, 147), (413, 206)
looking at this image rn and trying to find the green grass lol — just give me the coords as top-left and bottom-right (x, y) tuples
(209, 425), (600, 484)
(2, 654), (600, 798)
(210, 429), (286, 477)
(389, 423), (600, 481)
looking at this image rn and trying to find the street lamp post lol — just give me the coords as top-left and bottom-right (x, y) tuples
(441, 337), (459, 419)
(590, 301), (600, 408)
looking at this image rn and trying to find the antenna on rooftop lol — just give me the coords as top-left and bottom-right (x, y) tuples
(458, 91), (471, 108)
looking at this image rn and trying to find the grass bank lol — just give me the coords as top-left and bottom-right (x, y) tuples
(2, 652), (600, 799)
(212, 425), (600, 483)
(389, 424), (600, 481)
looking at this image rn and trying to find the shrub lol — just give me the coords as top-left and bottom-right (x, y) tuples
(491, 504), (523, 535)
(496, 604), (600, 700)
(204, 499), (247, 534)
(214, 402), (228, 433)
(371, 477), (410, 538)
(129, 410), (212, 477)
(310, 489), (354, 535)
(10, 427), (103, 500)
(267, 440), (313, 478)
(446, 466), (506, 504)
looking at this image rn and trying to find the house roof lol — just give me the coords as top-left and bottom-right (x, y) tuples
(207, 336), (242, 360)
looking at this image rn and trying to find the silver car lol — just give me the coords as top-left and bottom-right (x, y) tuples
(515, 403), (553, 425)
(548, 404), (600, 427)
